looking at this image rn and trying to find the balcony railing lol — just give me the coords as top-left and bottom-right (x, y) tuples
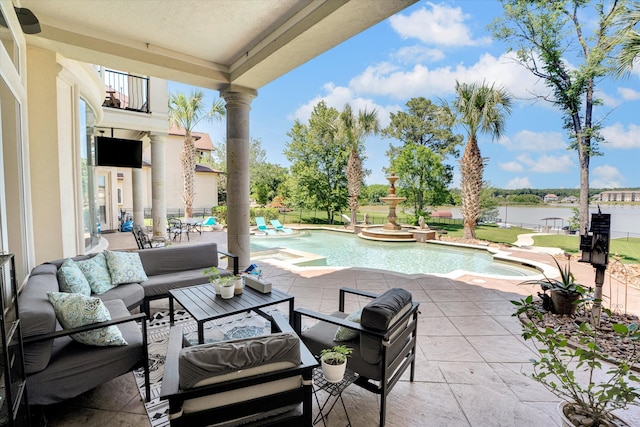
(102, 69), (150, 113)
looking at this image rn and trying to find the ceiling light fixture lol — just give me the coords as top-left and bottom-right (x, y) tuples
(0, 7), (41, 34)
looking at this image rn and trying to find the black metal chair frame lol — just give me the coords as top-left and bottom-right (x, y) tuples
(132, 225), (166, 249)
(294, 287), (419, 426)
(160, 312), (318, 426)
(167, 218), (189, 242)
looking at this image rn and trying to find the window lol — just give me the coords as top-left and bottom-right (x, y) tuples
(79, 99), (100, 251)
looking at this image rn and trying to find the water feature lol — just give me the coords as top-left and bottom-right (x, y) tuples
(251, 230), (541, 277)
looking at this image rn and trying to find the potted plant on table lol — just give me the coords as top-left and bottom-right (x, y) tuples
(513, 295), (640, 426)
(203, 266), (236, 299)
(520, 256), (584, 315)
(320, 345), (352, 383)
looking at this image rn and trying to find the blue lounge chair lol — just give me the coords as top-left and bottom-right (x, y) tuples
(201, 216), (217, 227)
(270, 219), (293, 233)
(255, 217), (276, 235)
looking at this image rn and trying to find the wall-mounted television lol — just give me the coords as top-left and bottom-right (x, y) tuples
(95, 136), (143, 168)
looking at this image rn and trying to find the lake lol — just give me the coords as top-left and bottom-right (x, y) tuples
(444, 205), (640, 239)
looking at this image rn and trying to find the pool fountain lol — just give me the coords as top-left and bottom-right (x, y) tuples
(358, 174), (416, 241)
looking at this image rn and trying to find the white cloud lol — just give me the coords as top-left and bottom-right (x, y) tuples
(617, 87), (640, 101)
(505, 177), (532, 189)
(509, 130), (566, 152)
(290, 83), (400, 128)
(392, 45), (445, 64)
(601, 122), (640, 149)
(591, 165), (625, 188)
(389, 2), (491, 47)
(499, 161), (523, 172)
(516, 154), (575, 173)
(349, 52), (546, 101)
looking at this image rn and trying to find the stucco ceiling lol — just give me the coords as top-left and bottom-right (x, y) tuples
(19, 0), (416, 91)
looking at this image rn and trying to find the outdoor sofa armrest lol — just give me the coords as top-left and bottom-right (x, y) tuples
(23, 312), (147, 344)
(217, 249), (239, 275)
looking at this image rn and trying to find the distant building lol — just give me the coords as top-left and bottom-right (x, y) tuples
(544, 194), (559, 203)
(561, 196), (578, 204)
(594, 191), (640, 202)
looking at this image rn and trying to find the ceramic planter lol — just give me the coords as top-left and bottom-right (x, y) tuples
(219, 285), (235, 299)
(321, 358), (346, 383)
(558, 401), (630, 427)
(550, 290), (581, 315)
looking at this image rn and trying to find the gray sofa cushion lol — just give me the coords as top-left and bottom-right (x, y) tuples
(141, 269), (229, 298)
(19, 267), (59, 374)
(96, 282), (144, 311)
(25, 299), (145, 405)
(179, 332), (301, 389)
(136, 242), (220, 276)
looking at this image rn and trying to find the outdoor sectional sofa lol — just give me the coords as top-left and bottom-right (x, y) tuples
(19, 242), (238, 405)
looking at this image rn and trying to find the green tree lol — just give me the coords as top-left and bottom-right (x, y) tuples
(390, 143), (452, 214)
(361, 184), (389, 205)
(168, 90), (225, 218)
(284, 101), (348, 222)
(479, 183), (500, 222)
(615, 2), (640, 76)
(339, 104), (379, 226)
(382, 97), (463, 212)
(442, 81), (513, 239)
(490, 0), (626, 233)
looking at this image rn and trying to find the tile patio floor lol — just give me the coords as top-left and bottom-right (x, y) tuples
(38, 227), (640, 426)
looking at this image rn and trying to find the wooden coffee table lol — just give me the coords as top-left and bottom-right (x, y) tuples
(169, 284), (294, 344)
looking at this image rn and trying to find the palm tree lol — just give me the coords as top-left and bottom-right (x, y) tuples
(443, 81), (512, 239)
(168, 90), (225, 218)
(338, 104), (379, 226)
(615, 3), (640, 77)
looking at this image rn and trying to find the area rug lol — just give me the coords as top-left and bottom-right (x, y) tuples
(133, 310), (272, 427)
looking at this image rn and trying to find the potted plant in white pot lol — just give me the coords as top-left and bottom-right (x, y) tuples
(513, 295), (640, 426)
(320, 345), (352, 383)
(203, 266), (235, 298)
(520, 256), (583, 315)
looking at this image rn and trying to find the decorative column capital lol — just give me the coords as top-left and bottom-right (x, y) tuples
(220, 85), (257, 106)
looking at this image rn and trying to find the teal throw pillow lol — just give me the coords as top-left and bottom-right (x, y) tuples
(47, 292), (127, 346)
(77, 252), (114, 295)
(104, 250), (148, 286)
(333, 308), (362, 342)
(57, 258), (91, 296)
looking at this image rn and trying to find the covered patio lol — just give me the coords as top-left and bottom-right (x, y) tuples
(37, 230), (640, 426)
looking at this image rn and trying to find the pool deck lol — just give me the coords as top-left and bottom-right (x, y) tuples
(41, 227), (640, 427)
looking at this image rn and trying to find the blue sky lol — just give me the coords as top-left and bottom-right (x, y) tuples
(170, 1), (640, 190)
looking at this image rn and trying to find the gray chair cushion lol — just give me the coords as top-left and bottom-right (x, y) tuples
(179, 332), (301, 389)
(361, 288), (412, 331)
(96, 282), (145, 311)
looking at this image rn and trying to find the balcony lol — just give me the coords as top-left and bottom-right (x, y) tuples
(101, 69), (150, 113)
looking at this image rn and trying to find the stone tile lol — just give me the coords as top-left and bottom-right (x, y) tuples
(418, 316), (461, 336)
(466, 335), (537, 363)
(489, 362), (559, 402)
(449, 383), (558, 427)
(417, 301), (444, 317)
(478, 299), (520, 316)
(425, 289), (470, 302)
(106, 412), (151, 427)
(448, 315), (510, 335)
(287, 286), (325, 299)
(419, 336), (483, 362)
(436, 361), (505, 385)
(434, 301), (486, 316)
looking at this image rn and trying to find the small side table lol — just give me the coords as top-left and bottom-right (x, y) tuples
(313, 367), (358, 427)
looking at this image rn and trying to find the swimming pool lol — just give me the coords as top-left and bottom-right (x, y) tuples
(250, 230), (540, 277)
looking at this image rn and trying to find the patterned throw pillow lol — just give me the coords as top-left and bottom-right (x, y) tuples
(57, 258), (91, 296)
(104, 250), (148, 286)
(333, 308), (363, 342)
(77, 252), (114, 295)
(47, 292), (127, 346)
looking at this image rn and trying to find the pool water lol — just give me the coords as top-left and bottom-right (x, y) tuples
(250, 230), (537, 277)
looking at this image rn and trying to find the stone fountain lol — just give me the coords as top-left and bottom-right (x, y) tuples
(358, 173), (415, 241)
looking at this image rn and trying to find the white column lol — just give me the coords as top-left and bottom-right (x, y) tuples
(150, 133), (167, 239)
(131, 168), (144, 227)
(221, 86), (256, 270)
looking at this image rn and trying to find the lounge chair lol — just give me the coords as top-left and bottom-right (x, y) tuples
(271, 219), (293, 233)
(341, 213), (351, 228)
(255, 216), (276, 235)
(201, 216), (216, 227)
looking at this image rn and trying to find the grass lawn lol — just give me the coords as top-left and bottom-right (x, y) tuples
(533, 235), (640, 264)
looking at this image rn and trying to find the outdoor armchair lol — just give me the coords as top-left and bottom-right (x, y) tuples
(294, 287), (419, 427)
(160, 312), (318, 426)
